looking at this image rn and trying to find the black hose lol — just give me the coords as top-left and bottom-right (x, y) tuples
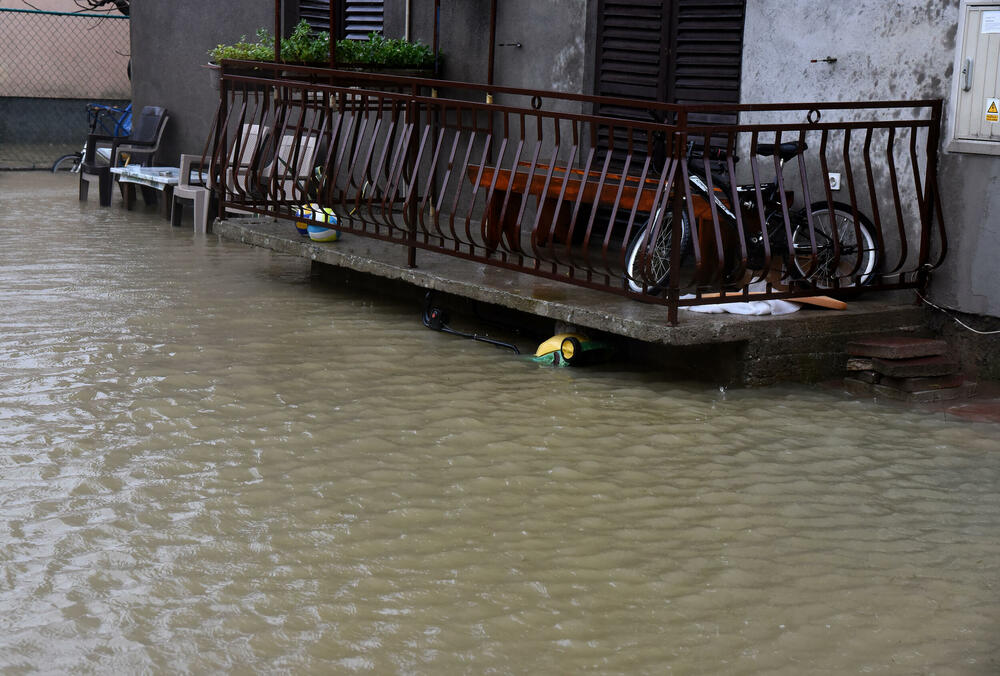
(421, 292), (520, 355)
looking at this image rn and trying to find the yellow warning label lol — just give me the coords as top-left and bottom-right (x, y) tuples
(988, 98), (1000, 123)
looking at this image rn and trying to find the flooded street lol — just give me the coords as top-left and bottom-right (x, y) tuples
(2, 172), (999, 674)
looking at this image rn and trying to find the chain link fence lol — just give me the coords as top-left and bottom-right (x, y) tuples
(0, 8), (130, 170)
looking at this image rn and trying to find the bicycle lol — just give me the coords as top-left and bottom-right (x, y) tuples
(51, 102), (132, 173)
(624, 132), (879, 294)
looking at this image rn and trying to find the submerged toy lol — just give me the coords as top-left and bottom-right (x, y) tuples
(531, 333), (613, 367)
(293, 203), (341, 242)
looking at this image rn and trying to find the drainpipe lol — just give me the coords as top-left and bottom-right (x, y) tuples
(486, 0), (496, 104)
(274, 0), (281, 62)
(405, 0), (411, 41)
(433, 0), (441, 76)
(329, 0), (337, 67)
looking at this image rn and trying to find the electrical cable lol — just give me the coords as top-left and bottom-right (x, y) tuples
(421, 292), (520, 354)
(916, 291), (1000, 336)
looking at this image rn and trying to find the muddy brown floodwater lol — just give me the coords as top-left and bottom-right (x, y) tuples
(1, 172), (999, 674)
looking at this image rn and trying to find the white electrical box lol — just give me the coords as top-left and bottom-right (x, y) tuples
(950, 1), (1000, 154)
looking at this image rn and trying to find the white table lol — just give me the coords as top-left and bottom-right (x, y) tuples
(110, 166), (180, 217)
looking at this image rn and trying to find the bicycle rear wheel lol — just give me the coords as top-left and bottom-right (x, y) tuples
(51, 153), (81, 173)
(792, 201), (879, 287)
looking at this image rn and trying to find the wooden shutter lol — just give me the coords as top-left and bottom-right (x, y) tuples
(299, 0), (334, 32)
(298, 0), (383, 39)
(594, 0), (672, 122)
(344, 1), (384, 40)
(594, 0), (745, 123)
(672, 0), (745, 125)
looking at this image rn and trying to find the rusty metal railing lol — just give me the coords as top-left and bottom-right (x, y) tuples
(208, 61), (946, 324)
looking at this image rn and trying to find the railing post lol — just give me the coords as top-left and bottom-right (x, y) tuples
(216, 71), (229, 221)
(918, 99), (943, 293)
(667, 109), (687, 326)
(407, 83), (419, 268)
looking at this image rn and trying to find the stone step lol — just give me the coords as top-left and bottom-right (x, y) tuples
(847, 336), (949, 360)
(844, 377), (978, 403)
(871, 354), (961, 378)
(879, 373), (966, 392)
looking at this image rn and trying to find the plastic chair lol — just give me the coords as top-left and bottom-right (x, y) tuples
(171, 154), (212, 233)
(80, 105), (169, 205)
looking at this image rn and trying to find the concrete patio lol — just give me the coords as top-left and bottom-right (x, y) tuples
(214, 215), (933, 386)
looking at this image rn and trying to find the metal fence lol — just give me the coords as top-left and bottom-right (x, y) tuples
(207, 62), (946, 324)
(0, 8), (130, 170)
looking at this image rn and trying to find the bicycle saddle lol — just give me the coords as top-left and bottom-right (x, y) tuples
(755, 142), (807, 161)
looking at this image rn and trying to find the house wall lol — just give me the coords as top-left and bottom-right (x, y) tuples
(129, 0), (294, 163)
(392, 0), (592, 105)
(741, 0), (1000, 319)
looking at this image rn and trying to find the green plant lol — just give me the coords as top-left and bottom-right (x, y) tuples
(209, 22), (438, 70)
(280, 20), (331, 64)
(337, 32), (436, 69)
(208, 27), (275, 63)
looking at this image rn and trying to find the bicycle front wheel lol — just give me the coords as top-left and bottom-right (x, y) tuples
(792, 201), (879, 288)
(51, 153), (81, 173)
(624, 209), (691, 294)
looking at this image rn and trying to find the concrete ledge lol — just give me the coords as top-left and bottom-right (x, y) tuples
(214, 217), (931, 385)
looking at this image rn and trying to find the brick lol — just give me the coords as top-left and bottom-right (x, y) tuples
(846, 357), (874, 371)
(879, 373), (965, 392)
(872, 354), (960, 378)
(843, 377), (876, 396)
(847, 337), (949, 359)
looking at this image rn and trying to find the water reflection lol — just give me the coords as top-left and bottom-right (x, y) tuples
(1, 173), (998, 673)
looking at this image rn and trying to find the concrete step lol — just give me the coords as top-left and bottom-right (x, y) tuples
(872, 354), (961, 378)
(845, 377), (978, 403)
(847, 336), (949, 359)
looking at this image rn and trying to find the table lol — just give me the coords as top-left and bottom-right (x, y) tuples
(110, 166), (180, 218)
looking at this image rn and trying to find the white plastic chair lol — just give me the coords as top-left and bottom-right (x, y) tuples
(171, 154), (211, 233)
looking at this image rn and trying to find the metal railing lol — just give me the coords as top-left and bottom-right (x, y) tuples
(208, 61), (946, 323)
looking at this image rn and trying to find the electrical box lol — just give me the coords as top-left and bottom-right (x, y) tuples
(950, 1), (1000, 154)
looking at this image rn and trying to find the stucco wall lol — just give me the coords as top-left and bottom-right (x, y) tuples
(129, 0), (292, 163)
(401, 0), (589, 102)
(742, 0), (1000, 318)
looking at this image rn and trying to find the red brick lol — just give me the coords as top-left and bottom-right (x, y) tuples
(872, 354), (960, 378)
(846, 337), (949, 359)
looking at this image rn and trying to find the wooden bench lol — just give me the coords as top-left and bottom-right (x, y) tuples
(466, 163), (663, 250)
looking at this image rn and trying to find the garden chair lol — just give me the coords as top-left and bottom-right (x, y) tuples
(80, 105), (169, 206)
(171, 154), (212, 233)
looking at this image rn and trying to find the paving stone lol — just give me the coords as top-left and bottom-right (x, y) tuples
(872, 354), (960, 378)
(847, 336), (949, 359)
(879, 373), (965, 392)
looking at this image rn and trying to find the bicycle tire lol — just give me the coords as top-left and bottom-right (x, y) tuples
(792, 201), (879, 288)
(624, 208), (691, 294)
(51, 153), (81, 173)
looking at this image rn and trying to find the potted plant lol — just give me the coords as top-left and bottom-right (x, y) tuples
(207, 20), (439, 80)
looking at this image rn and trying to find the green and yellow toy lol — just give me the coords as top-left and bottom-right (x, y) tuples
(530, 333), (613, 367)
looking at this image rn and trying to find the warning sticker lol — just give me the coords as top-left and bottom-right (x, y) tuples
(987, 98), (1000, 123)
